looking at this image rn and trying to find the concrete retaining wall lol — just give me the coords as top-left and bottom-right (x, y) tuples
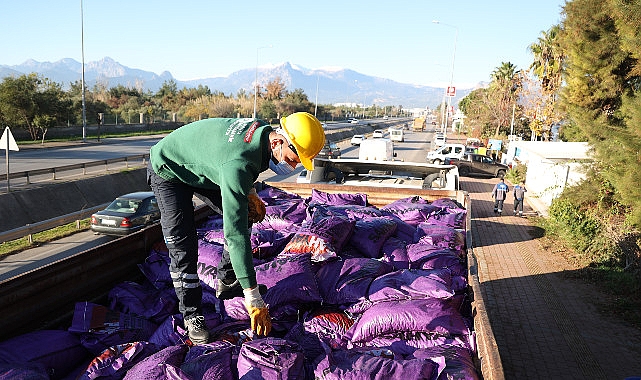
(0, 169), (148, 232)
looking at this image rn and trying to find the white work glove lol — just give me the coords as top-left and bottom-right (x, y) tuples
(243, 286), (272, 336)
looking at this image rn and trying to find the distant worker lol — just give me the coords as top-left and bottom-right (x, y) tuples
(513, 181), (527, 217)
(147, 112), (325, 344)
(491, 178), (509, 215)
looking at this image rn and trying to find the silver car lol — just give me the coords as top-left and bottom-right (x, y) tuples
(90, 192), (160, 236)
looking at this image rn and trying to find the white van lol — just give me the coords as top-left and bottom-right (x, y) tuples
(359, 139), (397, 161)
(426, 143), (466, 164)
(389, 128), (404, 142)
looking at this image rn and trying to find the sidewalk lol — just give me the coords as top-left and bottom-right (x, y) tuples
(464, 176), (641, 379)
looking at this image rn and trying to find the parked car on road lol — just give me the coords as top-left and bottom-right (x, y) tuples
(317, 142), (342, 159)
(445, 153), (509, 178)
(350, 134), (366, 146)
(372, 129), (385, 138)
(90, 192), (161, 236)
(348, 118), (359, 124)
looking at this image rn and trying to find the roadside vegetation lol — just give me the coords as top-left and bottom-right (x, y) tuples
(0, 220), (91, 258)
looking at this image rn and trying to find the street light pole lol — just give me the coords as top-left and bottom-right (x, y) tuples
(80, 0), (87, 142)
(253, 45), (272, 119)
(433, 20), (458, 135)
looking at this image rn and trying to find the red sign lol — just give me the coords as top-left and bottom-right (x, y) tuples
(447, 86), (456, 97)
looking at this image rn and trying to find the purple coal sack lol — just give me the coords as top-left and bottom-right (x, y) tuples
(409, 248), (466, 276)
(379, 237), (410, 269)
(410, 346), (481, 380)
(197, 238), (224, 290)
(0, 363), (50, 379)
(78, 341), (160, 380)
(414, 223), (466, 251)
(250, 228), (293, 260)
(256, 183), (303, 204)
(265, 199), (308, 224)
(302, 309), (354, 349)
(69, 302), (158, 356)
(348, 217), (398, 259)
(346, 268), (458, 314)
(253, 214), (296, 231)
(237, 338), (306, 380)
(180, 341), (235, 380)
(380, 196), (440, 226)
(256, 253), (322, 308)
(282, 205), (355, 262)
(122, 344), (190, 380)
(108, 281), (177, 325)
(138, 250), (172, 290)
(314, 346), (443, 380)
(316, 258), (394, 306)
(310, 188), (368, 206)
(344, 298), (471, 344)
(0, 330), (89, 380)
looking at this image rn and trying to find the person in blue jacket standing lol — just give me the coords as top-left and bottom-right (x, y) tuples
(491, 178), (509, 215)
(513, 181), (527, 217)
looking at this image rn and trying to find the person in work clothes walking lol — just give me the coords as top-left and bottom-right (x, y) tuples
(513, 181), (527, 217)
(147, 112), (325, 344)
(491, 178), (509, 215)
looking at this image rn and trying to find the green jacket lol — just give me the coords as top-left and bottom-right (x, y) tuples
(150, 118), (272, 288)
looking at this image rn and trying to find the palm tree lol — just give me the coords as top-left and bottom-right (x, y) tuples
(489, 62), (522, 136)
(529, 25), (564, 92)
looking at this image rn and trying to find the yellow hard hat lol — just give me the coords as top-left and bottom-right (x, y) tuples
(280, 112), (326, 170)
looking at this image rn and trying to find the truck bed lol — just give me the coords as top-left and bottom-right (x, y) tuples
(0, 183), (501, 379)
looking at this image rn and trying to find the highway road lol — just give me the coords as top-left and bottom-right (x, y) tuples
(0, 118), (404, 175)
(0, 126), (438, 280)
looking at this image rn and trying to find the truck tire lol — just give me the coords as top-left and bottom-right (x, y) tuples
(424, 173), (441, 189)
(459, 167), (470, 176)
(497, 170), (506, 179)
(433, 159), (442, 165)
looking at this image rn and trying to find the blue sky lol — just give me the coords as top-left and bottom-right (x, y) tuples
(1, 0), (566, 88)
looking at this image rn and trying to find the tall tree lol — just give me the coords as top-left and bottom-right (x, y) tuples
(488, 62), (522, 136)
(529, 25), (567, 138)
(560, 0), (641, 226)
(0, 74), (68, 140)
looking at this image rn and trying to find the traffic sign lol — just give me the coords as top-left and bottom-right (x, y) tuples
(447, 86), (456, 97)
(0, 127), (19, 151)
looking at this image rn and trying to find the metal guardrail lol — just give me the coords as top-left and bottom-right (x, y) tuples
(0, 203), (109, 244)
(2, 154), (149, 183)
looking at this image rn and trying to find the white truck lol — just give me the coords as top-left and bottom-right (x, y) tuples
(305, 158), (460, 190)
(358, 138), (396, 161)
(389, 128), (404, 142)
(426, 143), (466, 164)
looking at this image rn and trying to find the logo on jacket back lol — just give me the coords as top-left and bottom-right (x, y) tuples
(244, 122), (260, 143)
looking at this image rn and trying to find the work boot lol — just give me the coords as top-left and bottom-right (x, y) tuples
(184, 315), (209, 345)
(216, 279), (267, 300)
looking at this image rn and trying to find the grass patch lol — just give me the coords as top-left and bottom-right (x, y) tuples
(0, 219), (91, 258)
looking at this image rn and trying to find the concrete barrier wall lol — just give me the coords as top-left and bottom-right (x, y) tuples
(0, 169), (148, 232)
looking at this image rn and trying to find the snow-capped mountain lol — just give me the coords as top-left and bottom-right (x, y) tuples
(0, 57), (480, 108)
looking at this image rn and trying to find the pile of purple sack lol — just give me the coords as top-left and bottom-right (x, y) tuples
(0, 184), (479, 380)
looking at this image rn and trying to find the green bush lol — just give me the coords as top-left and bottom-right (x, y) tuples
(505, 164), (526, 184)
